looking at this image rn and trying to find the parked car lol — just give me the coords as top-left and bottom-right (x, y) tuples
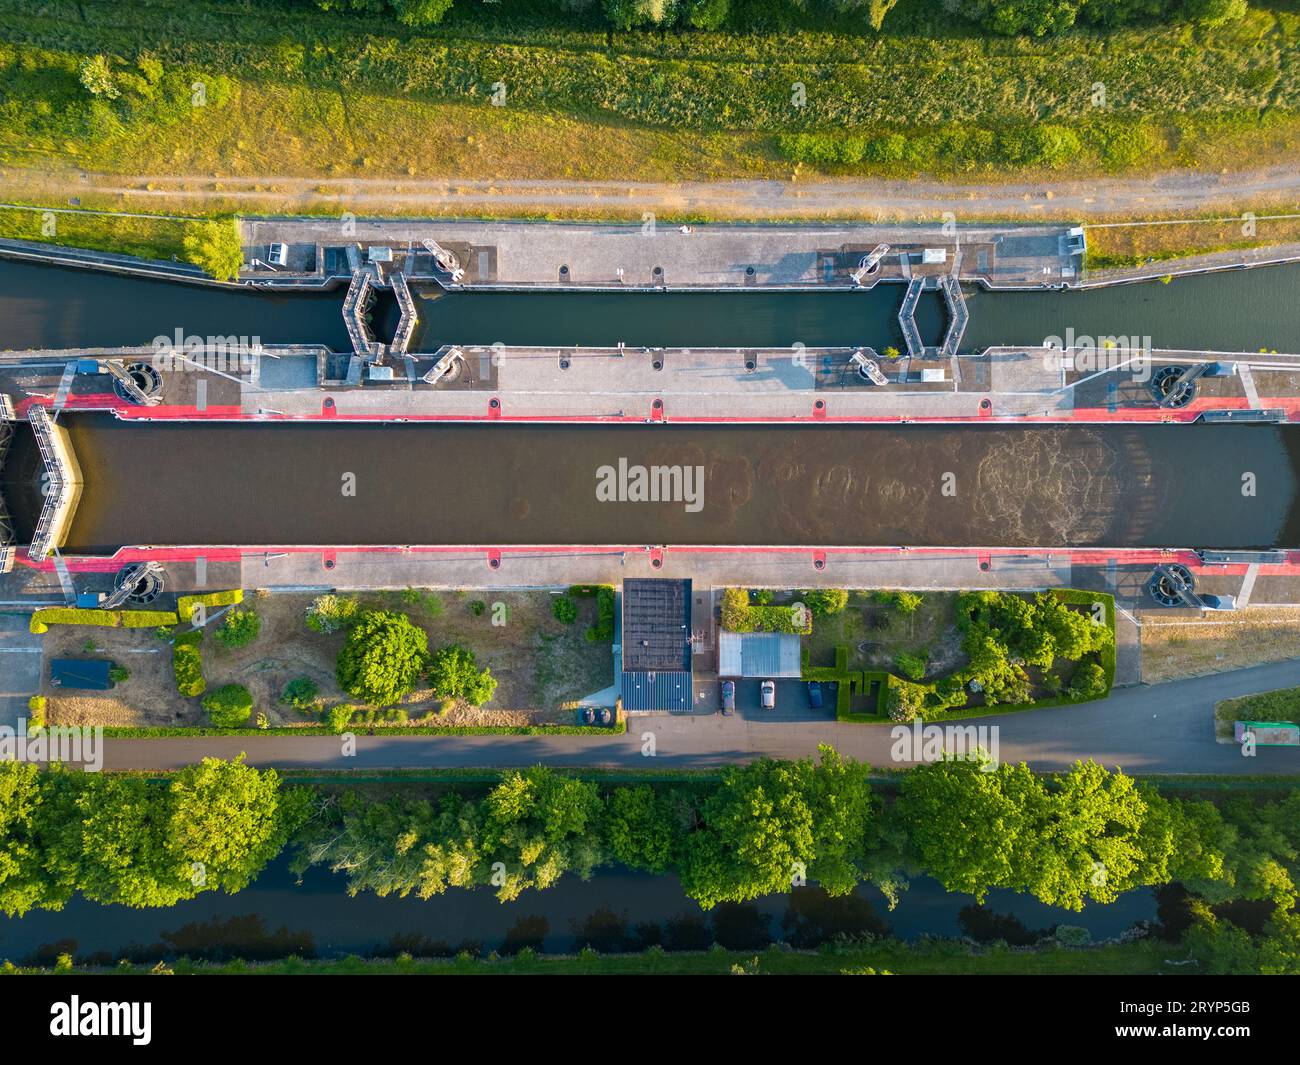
(597, 707), (612, 726)
(761, 680), (776, 710)
(720, 680), (736, 715)
(579, 707), (595, 725)
(806, 681), (823, 709)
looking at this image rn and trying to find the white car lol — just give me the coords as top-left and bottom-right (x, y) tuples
(760, 680), (776, 710)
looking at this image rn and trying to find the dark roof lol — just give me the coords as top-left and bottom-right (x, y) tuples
(50, 658), (112, 691)
(621, 671), (692, 712)
(622, 578), (692, 672)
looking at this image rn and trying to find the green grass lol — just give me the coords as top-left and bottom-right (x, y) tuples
(0, 0), (1298, 186)
(10, 938), (1177, 975)
(1215, 685), (1300, 739)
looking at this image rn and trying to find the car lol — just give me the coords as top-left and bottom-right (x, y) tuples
(806, 681), (823, 709)
(720, 680), (735, 715)
(760, 680), (776, 710)
(579, 707), (595, 725)
(597, 707), (612, 726)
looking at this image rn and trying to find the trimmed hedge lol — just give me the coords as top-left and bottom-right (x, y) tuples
(177, 589), (243, 624)
(29, 608), (178, 634)
(172, 630), (205, 698)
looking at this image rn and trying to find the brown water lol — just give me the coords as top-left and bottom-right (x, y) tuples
(5, 417), (1298, 551)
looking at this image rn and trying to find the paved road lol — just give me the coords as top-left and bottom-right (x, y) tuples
(89, 659), (1300, 775)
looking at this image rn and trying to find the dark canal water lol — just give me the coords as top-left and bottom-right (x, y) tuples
(4, 419), (1298, 551)
(0, 856), (1158, 964)
(3, 257), (1300, 355)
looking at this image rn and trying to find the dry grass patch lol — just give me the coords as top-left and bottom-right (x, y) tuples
(1139, 607), (1300, 684)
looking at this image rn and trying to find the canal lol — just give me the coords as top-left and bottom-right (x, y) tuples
(0, 855), (1159, 964)
(3, 257), (1300, 355)
(3, 419), (1298, 551)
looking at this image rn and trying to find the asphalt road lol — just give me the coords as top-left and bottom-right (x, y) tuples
(87, 659), (1300, 775)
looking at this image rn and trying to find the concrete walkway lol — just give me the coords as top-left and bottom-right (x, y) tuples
(0, 613), (42, 727)
(87, 658), (1300, 775)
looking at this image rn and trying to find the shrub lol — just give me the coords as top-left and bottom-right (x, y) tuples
(281, 677), (319, 714)
(893, 651), (928, 682)
(428, 644), (498, 708)
(173, 631), (205, 698)
(325, 703), (356, 732)
(214, 608), (260, 649)
(469, 600), (486, 616)
(336, 611), (428, 707)
(552, 595), (578, 624)
(108, 663), (130, 684)
(27, 695), (45, 729)
(202, 683), (253, 727)
(1068, 662), (1108, 699)
(585, 586), (617, 642)
(804, 589), (849, 616)
(182, 218), (243, 282)
(306, 593), (359, 634)
(720, 588), (812, 634)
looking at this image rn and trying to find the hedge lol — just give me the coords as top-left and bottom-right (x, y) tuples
(172, 630), (205, 698)
(29, 608), (178, 633)
(97, 721), (629, 737)
(177, 589), (243, 624)
(721, 588), (813, 635)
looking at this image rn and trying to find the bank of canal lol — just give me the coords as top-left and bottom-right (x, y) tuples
(0, 855), (1158, 964)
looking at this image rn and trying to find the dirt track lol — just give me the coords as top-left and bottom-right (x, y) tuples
(8, 164), (1300, 221)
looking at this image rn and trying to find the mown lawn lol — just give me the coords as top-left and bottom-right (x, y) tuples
(1, 0), (1299, 183)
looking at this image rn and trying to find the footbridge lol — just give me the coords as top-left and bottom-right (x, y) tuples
(897, 276), (970, 359)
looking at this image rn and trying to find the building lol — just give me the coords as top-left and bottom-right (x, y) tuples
(717, 631), (802, 678)
(620, 578), (693, 712)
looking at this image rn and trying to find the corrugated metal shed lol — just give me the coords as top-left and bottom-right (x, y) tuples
(621, 670), (692, 712)
(718, 632), (802, 678)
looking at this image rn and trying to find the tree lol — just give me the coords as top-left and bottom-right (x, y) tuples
(392, 0), (455, 24)
(336, 611), (429, 707)
(427, 645), (497, 707)
(899, 758), (1046, 901)
(0, 763), (80, 916)
(215, 608), (260, 649)
(202, 683), (253, 727)
(1026, 760), (1148, 909)
(167, 756), (304, 894)
(681, 757), (818, 909)
(182, 219), (244, 282)
(552, 595), (578, 624)
(605, 785), (679, 874)
(481, 768), (604, 900)
(72, 757), (300, 908)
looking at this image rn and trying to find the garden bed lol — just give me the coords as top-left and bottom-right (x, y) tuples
(40, 589), (614, 730)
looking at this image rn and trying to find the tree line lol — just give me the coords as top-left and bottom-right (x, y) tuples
(306, 0), (1247, 34)
(3, 751), (1295, 970)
